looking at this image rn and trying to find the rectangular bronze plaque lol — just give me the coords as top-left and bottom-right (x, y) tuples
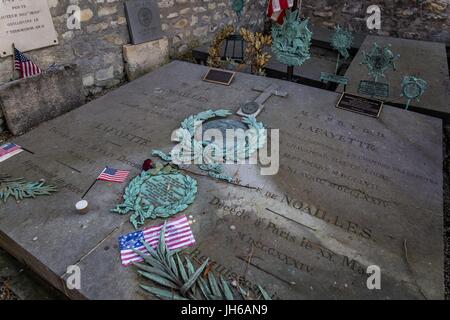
(320, 72), (349, 85)
(0, 0), (59, 57)
(358, 80), (389, 98)
(336, 92), (383, 118)
(202, 68), (236, 86)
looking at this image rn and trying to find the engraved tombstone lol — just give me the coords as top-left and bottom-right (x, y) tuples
(0, 62), (444, 300)
(0, 0), (59, 57)
(124, 0), (163, 45)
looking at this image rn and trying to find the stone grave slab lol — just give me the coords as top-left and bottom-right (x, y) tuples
(0, 61), (443, 299)
(344, 35), (450, 118)
(124, 0), (163, 45)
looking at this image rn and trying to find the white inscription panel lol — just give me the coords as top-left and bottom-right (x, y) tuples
(0, 0), (59, 57)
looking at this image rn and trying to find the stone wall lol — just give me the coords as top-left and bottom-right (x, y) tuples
(0, 0), (266, 133)
(301, 0), (450, 43)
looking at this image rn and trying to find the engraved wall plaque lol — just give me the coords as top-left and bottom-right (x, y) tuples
(0, 0), (59, 57)
(124, 0), (163, 45)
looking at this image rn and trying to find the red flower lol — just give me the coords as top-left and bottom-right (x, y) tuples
(142, 159), (154, 171)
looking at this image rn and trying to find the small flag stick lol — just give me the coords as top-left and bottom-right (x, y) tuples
(81, 169), (103, 199)
(11, 43), (16, 80)
(81, 179), (98, 199)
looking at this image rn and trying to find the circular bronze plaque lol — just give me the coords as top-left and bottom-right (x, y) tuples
(138, 8), (153, 27)
(241, 101), (259, 115)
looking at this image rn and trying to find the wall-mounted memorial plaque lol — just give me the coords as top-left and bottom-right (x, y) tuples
(0, 0), (59, 57)
(124, 0), (163, 45)
(336, 92), (383, 118)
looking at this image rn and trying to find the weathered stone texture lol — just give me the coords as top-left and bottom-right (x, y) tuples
(0, 65), (85, 135)
(123, 37), (170, 80)
(301, 0), (450, 43)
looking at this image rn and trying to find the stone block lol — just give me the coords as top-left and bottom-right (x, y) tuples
(123, 37), (169, 81)
(0, 64), (84, 135)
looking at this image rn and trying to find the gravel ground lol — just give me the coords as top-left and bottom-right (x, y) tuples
(0, 277), (19, 300)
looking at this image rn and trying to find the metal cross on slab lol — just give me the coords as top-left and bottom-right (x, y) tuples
(237, 84), (288, 117)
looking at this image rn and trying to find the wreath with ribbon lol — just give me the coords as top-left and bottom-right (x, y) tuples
(111, 165), (197, 229)
(152, 109), (266, 182)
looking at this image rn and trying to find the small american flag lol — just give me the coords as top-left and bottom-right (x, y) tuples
(97, 167), (129, 183)
(119, 215), (196, 266)
(0, 143), (23, 162)
(14, 48), (42, 79)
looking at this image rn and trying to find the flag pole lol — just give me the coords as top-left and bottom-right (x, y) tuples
(82, 168), (104, 199)
(286, 0), (298, 82)
(81, 178), (98, 199)
(11, 43), (15, 80)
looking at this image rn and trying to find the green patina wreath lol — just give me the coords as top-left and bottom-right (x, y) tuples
(152, 109), (266, 182)
(111, 164), (197, 229)
(331, 25), (353, 60)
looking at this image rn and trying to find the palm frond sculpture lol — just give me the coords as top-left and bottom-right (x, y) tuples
(0, 173), (57, 202)
(133, 225), (271, 300)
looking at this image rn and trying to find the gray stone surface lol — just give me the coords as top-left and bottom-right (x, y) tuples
(0, 0), (58, 58)
(123, 38), (169, 81)
(301, 1), (450, 44)
(124, 0), (164, 45)
(0, 248), (63, 300)
(0, 61), (443, 299)
(0, 65), (84, 135)
(344, 35), (450, 117)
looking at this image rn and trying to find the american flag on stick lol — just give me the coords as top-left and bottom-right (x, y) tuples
(0, 143), (23, 163)
(14, 47), (42, 79)
(119, 215), (196, 266)
(97, 167), (130, 183)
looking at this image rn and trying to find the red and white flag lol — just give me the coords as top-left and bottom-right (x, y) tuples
(119, 215), (196, 266)
(0, 143), (23, 163)
(14, 48), (42, 79)
(97, 167), (130, 183)
(267, 0), (294, 24)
